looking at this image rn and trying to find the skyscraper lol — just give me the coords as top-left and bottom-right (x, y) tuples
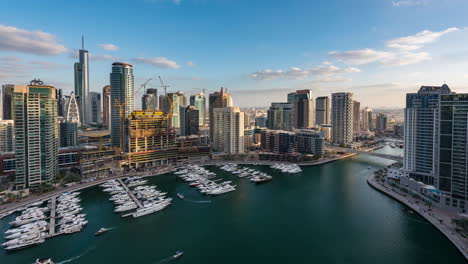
(209, 88), (232, 140)
(90, 92), (102, 125)
(177, 91), (187, 106)
(266, 102), (293, 131)
(190, 93), (206, 126)
(213, 106), (244, 154)
(0, 120), (14, 152)
(65, 92), (81, 124)
(110, 62), (134, 150)
(102, 85), (111, 129)
(10, 80), (58, 189)
(353, 101), (360, 133)
(58, 117), (78, 148)
(376, 113), (387, 132)
(159, 93), (180, 128)
(315, 96), (330, 125)
(360, 107), (373, 131)
(404, 85), (451, 185)
(56, 88), (64, 117)
(142, 88), (158, 111)
(291, 90), (314, 129)
(331, 92), (353, 145)
(74, 37), (89, 125)
(180, 105), (199, 136)
(2, 84), (14, 120)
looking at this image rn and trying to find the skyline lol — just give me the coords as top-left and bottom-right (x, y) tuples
(2, 0), (468, 107)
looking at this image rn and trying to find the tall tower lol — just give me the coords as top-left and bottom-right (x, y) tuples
(209, 88), (232, 140)
(290, 89), (315, 129)
(102, 85), (111, 129)
(190, 93), (206, 126)
(110, 62), (134, 150)
(213, 107), (245, 154)
(353, 100), (360, 133)
(142, 88), (158, 111)
(74, 36), (89, 125)
(315, 96), (330, 125)
(331, 92), (353, 145)
(90, 92), (102, 124)
(9, 79), (58, 189)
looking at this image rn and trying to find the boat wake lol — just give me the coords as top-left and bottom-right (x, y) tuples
(155, 256), (174, 263)
(56, 245), (97, 264)
(184, 199), (212, 204)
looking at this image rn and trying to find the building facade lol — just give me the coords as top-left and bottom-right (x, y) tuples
(190, 93), (206, 126)
(90, 92), (102, 125)
(2, 84), (14, 120)
(110, 62), (134, 150)
(74, 40), (89, 125)
(331, 92), (353, 145)
(159, 93), (181, 128)
(376, 113), (387, 132)
(360, 107), (373, 131)
(353, 101), (360, 133)
(290, 90), (315, 129)
(9, 80), (58, 189)
(102, 85), (111, 129)
(142, 88), (158, 111)
(209, 88), (232, 140)
(266, 102), (293, 131)
(180, 106), (199, 136)
(0, 120), (14, 152)
(315, 96), (330, 126)
(212, 107), (244, 154)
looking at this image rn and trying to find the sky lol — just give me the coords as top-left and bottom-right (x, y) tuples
(1, 0), (468, 108)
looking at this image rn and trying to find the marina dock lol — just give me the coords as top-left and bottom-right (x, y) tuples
(48, 196), (56, 237)
(117, 179), (143, 208)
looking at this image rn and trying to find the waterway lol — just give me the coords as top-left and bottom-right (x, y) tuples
(0, 146), (465, 263)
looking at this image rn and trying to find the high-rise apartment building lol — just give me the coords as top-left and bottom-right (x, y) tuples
(2, 84), (14, 120)
(102, 85), (111, 129)
(190, 93), (206, 126)
(209, 88), (232, 140)
(267, 102), (293, 131)
(0, 120), (14, 152)
(90, 92), (102, 125)
(9, 80), (58, 189)
(58, 117), (78, 148)
(331, 92), (353, 145)
(180, 106), (199, 136)
(290, 90), (314, 128)
(142, 88), (158, 111)
(353, 101), (360, 133)
(213, 107), (244, 154)
(360, 107), (373, 131)
(159, 93), (181, 128)
(404, 85), (452, 185)
(110, 62), (134, 150)
(376, 113), (387, 132)
(315, 96), (330, 125)
(74, 38), (89, 125)
(56, 88), (64, 117)
(255, 116), (267, 127)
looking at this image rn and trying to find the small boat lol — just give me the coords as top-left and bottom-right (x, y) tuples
(35, 258), (54, 264)
(173, 250), (184, 259)
(94, 227), (109, 236)
(177, 193), (184, 199)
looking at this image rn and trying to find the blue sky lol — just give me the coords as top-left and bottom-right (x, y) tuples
(1, 0), (468, 108)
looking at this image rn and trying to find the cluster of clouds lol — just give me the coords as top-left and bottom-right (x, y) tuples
(392, 0), (429, 7)
(250, 64), (360, 81)
(0, 24), (187, 72)
(330, 27), (458, 66)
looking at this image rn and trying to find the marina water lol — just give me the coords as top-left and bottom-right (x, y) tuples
(0, 146), (465, 263)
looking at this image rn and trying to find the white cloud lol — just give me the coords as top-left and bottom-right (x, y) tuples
(133, 57), (181, 69)
(98, 43), (119, 51)
(186, 61), (195, 67)
(0, 25), (67, 55)
(68, 49), (120, 61)
(330, 48), (431, 66)
(386, 28), (459, 51)
(250, 64), (360, 81)
(392, 0), (428, 7)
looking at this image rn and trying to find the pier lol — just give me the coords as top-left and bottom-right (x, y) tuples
(48, 196), (56, 237)
(117, 179), (143, 208)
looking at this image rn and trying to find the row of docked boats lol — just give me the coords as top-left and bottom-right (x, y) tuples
(100, 177), (172, 218)
(220, 164), (273, 183)
(176, 165), (237, 195)
(270, 163), (302, 173)
(56, 192), (87, 234)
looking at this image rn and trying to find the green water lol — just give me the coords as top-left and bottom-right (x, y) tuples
(0, 146), (466, 263)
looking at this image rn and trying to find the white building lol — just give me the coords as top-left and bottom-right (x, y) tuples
(213, 107), (245, 154)
(0, 120), (14, 152)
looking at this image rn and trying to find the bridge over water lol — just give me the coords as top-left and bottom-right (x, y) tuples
(329, 146), (403, 162)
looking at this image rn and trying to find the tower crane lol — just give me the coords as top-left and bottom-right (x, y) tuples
(113, 78), (152, 152)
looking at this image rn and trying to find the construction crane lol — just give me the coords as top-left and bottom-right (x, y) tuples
(113, 78), (152, 152)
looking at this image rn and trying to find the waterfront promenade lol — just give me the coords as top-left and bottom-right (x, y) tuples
(367, 174), (468, 260)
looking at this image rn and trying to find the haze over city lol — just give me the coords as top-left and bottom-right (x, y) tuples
(2, 0), (468, 107)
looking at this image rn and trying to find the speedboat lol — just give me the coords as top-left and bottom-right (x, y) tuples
(177, 193), (184, 199)
(173, 250), (184, 259)
(94, 227), (109, 236)
(35, 258), (54, 264)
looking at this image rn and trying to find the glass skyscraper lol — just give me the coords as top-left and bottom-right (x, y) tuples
(190, 93), (206, 126)
(74, 38), (89, 125)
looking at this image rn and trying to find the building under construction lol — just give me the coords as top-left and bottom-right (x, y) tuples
(176, 135), (211, 162)
(127, 110), (177, 168)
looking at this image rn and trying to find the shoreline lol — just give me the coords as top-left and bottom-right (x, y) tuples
(367, 173), (468, 260)
(0, 153), (358, 216)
